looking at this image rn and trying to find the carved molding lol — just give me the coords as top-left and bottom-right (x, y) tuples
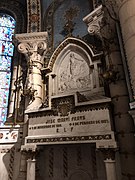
(26, 134), (112, 144)
(47, 37), (102, 72)
(83, 5), (103, 38)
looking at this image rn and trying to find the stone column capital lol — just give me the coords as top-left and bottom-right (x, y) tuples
(15, 32), (48, 56)
(100, 148), (117, 161)
(21, 144), (37, 153)
(83, 5), (103, 38)
(21, 144), (40, 159)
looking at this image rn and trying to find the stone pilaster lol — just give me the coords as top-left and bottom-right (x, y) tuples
(15, 32), (48, 111)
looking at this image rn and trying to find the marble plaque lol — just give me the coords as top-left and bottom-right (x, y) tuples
(26, 108), (116, 145)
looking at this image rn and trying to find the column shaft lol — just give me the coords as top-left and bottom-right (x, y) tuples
(104, 159), (117, 180)
(118, 0), (135, 96)
(27, 159), (36, 180)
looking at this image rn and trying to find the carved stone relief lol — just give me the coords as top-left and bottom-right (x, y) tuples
(47, 37), (103, 97)
(58, 52), (92, 93)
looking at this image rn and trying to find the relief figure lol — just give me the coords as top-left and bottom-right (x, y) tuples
(59, 52), (92, 92)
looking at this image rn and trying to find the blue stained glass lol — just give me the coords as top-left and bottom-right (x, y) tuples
(0, 14), (15, 28)
(0, 14), (15, 126)
(0, 27), (14, 41)
(0, 108), (7, 126)
(0, 56), (11, 71)
(0, 41), (14, 56)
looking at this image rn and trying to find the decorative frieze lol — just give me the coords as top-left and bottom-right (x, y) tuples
(27, 0), (41, 32)
(0, 128), (18, 143)
(26, 134), (112, 144)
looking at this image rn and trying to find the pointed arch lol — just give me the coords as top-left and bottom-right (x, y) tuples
(47, 37), (103, 96)
(48, 37), (102, 71)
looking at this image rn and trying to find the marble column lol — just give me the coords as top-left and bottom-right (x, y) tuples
(21, 145), (37, 180)
(15, 32), (48, 110)
(104, 159), (117, 180)
(117, 0), (135, 102)
(100, 149), (117, 180)
(27, 158), (36, 180)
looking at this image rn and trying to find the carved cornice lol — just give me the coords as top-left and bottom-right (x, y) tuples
(16, 32), (48, 42)
(83, 5), (103, 38)
(27, 94), (111, 118)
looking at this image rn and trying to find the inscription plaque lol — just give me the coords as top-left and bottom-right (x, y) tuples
(26, 108), (116, 147)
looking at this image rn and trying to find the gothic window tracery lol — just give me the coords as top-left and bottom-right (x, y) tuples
(0, 14), (16, 126)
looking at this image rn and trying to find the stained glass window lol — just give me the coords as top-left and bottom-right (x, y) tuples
(0, 14), (16, 126)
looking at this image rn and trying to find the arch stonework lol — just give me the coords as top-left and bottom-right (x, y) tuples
(46, 37), (103, 97)
(0, 0), (27, 33)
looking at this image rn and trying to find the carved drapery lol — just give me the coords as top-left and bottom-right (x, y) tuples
(15, 32), (48, 111)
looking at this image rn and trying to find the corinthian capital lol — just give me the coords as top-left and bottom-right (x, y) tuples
(15, 32), (48, 56)
(83, 5), (103, 38)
